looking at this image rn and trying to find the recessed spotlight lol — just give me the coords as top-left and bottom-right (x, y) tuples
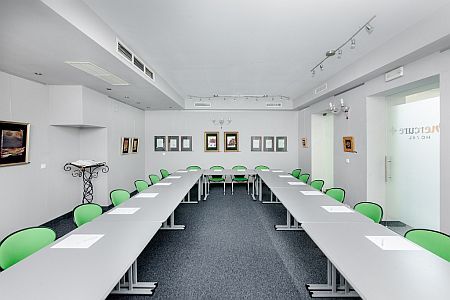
(106, 88), (112, 91)
(34, 72), (43, 76)
(124, 96), (129, 99)
(169, 106), (173, 109)
(146, 106), (151, 109)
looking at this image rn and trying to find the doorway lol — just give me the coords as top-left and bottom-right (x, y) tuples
(311, 113), (334, 190)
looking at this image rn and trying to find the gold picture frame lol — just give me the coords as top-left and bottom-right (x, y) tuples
(204, 132), (219, 152)
(342, 136), (355, 152)
(224, 132), (239, 152)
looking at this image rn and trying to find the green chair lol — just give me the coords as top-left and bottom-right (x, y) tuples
(110, 189), (130, 206)
(354, 202), (383, 223)
(187, 165), (201, 171)
(208, 166), (226, 195)
(149, 174), (160, 185)
(325, 188), (345, 203)
(310, 179), (325, 192)
(405, 229), (450, 262)
(73, 203), (103, 227)
(255, 165), (269, 170)
(298, 173), (310, 184)
(0, 227), (56, 270)
(291, 169), (301, 178)
(231, 165), (249, 195)
(160, 169), (170, 179)
(134, 180), (149, 192)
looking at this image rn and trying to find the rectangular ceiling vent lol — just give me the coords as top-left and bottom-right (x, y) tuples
(314, 83), (328, 95)
(266, 102), (282, 108)
(385, 66), (404, 82)
(65, 62), (129, 86)
(116, 38), (156, 82)
(194, 102), (212, 108)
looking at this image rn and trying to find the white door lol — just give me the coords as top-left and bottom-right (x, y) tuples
(311, 113), (334, 190)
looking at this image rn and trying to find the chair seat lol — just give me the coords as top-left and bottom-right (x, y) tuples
(209, 177), (225, 182)
(232, 177), (248, 182)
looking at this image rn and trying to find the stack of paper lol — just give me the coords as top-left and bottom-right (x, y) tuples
(135, 193), (159, 198)
(321, 206), (354, 213)
(366, 236), (423, 251)
(288, 182), (306, 186)
(300, 191), (323, 195)
(51, 234), (104, 249)
(167, 176), (181, 179)
(155, 182), (172, 186)
(108, 207), (141, 215)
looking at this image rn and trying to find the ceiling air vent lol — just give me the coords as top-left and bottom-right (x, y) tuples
(194, 102), (212, 108)
(65, 61), (129, 86)
(314, 83), (328, 95)
(117, 42), (132, 61)
(116, 38), (156, 81)
(145, 67), (155, 81)
(266, 102), (282, 108)
(133, 57), (144, 72)
(385, 67), (404, 82)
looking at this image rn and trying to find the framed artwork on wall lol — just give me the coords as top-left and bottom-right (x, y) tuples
(263, 136), (274, 152)
(121, 137), (130, 154)
(131, 138), (139, 153)
(204, 132), (219, 152)
(276, 136), (287, 152)
(0, 121), (30, 167)
(343, 136), (355, 153)
(224, 132), (239, 152)
(181, 136), (192, 151)
(251, 136), (262, 152)
(154, 136), (166, 151)
(168, 136), (180, 151)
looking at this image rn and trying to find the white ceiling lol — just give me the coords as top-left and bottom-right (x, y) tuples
(83, 0), (449, 103)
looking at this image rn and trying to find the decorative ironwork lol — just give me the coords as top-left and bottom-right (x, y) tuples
(64, 162), (109, 204)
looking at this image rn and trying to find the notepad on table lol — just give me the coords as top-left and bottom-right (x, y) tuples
(272, 170), (283, 173)
(154, 182), (172, 186)
(51, 234), (104, 249)
(260, 169), (269, 172)
(213, 169), (222, 172)
(301, 190), (322, 195)
(366, 236), (423, 251)
(188, 169), (198, 172)
(177, 170), (188, 173)
(108, 207), (141, 215)
(135, 193), (159, 198)
(321, 206), (354, 213)
(279, 175), (291, 178)
(288, 181), (306, 185)
(167, 176), (181, 179)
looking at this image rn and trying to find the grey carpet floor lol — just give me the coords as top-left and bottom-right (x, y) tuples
(49, 184), (357, 299)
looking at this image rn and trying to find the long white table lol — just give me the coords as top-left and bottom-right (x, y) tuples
(256, 169), (303, 203)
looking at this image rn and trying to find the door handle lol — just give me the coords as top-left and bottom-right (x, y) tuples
(385, 156), (392, 182)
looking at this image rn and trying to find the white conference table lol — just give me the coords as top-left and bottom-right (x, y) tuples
(255, 169), (302, 202)
(202, 169), (257, 200)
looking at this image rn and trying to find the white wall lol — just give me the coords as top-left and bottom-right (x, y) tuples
(145, 110), (299, 175)
(0, 71), (145, 240)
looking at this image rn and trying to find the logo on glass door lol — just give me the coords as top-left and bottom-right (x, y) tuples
(392, 124), (440, 140)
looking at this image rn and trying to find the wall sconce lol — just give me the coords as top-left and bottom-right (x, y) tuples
(212, 117), (232, 129)
(329, 98), (350, 119)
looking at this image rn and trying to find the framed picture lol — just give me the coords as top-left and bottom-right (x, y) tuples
(251, 136), (262, 152)
(263, 136), (275, 152)
(224, 132), (239, 152)
(181, 136), (193, 151)
(154, 136), (166, 151)
(301, 137), (308, 148)
(131, 138), (139, 153)
(121, 137), (130, 154)
(0, 121), (30, 167)
(343, 136), (355, 152)
(168, 136), (180, 151)
(276, 136), (287, 152)
(204, 132), (219, 152)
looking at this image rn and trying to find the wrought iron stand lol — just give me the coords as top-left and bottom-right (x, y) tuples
(64, 162), (109, 203)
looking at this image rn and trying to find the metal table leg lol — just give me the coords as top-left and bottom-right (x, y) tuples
(275, 210), (303, 231)
(111, 260), (158, 295)
(160, 211), (185, 230)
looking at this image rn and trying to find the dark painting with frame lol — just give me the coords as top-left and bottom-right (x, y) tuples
(0, 121), (30, 167)
(224, 132), (239, 152)
(204, 132), (219, 152)
(131, 138), (139, 153)
(121, 137), (130, 154)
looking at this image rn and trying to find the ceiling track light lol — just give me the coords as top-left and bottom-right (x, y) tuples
(310, 15), (376, 75)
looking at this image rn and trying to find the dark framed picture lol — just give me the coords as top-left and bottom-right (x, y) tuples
(343, 136), (355, 152)
(251, 136), (262, 152)
(0, 121), (30, 167)
(204, 132), (219, 152)
(131, 138), (139, 153)
(154, 136), (166, 151)
(224, 132), (239, 152)
(121, 137), (130, 154)
(168, 136), (180, 151)
(276, 136), (287, 152)
(181, 136), (192, 151)
(263, 136), (274, 152)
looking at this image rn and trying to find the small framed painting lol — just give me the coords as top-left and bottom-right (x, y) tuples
(204, 132), (219, 152)
(0, 121), (30, 167)
(301, 137), (308, 148)
(263, 136), (274, 152)
(224, 132), (239, 152)
(343, 136), (355, 153)
(121, 137), (130, 154)
(131, 138), (139, 153)
(154, 136), (166, 151)
(276, 136), (287, 152)
(181, 136), (193, 151)
(168, 136), (180, 151)
(251, 136), (262, 152)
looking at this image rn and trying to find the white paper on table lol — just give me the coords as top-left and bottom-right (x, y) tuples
(135, 193), (159, 198)
(108, 207), (141, 215)
(260, 169), (269, 172)
(154, 182), (172, 186)
(156, 139), (163, 148)
(182, 139), (190, 148)
(366, 236), (424, 251)
(279, 175), (292, 178)
(301, 190), (322, 195)
(167, 176), (181, 179)
(51, 234), (104, 249)
(213, 169), (222, 172)
(288, 181), (306, 185)
(272, 170), (283, 173)
(236, 169), (245, 172)
(177, 170), (188, 173)
(321, 206), (354, 213)
(253, 139), (260, 148)
(188, 169), (198, 172)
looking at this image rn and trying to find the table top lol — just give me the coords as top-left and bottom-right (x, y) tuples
(256, 170), (303, 188)
(271, 187), (372, 223)
(202, 169), (257, 176)
(0, 220), (161, 300)
(302, 222), (450, 300)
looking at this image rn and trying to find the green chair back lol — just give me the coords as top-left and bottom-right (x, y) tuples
(354, 202), (383, 223)
(149, 174), (160, 185)
(187, 165), (201, 171)
(160, 169), (170, 179)
(110, 189), (130, 206)
(134, 180), (149, 193)
(405, 229), (450, 262)
(291, 169), (301, 178)
(310, 179), (325, 192)
(0, 227), (56, 270)
(210, 166), (225, 180)
(325, 188), (345, 203)
(73, 203), (103, 227)
(255, 165), (269, 170)
(232, 165), (247, 179)
(298, 173), (310, 183)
